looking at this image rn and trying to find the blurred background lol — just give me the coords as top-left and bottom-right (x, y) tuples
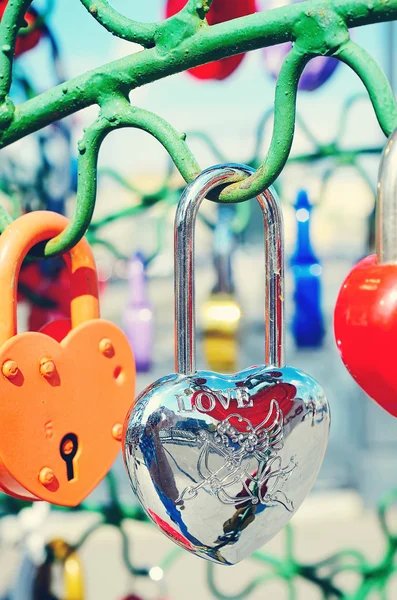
(2, 0), (397, 598)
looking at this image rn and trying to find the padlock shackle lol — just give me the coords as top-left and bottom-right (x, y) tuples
(377, 128), (397, 264)
(175, 164), (284, 375)
(0, 211), (99, 346)
(212, 206), (235, 295)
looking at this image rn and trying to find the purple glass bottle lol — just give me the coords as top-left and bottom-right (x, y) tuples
(123, 252), (153, 372)
(263, 0), (340, 91)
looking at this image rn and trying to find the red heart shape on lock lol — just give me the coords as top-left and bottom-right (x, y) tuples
(191, 373), (296, 430)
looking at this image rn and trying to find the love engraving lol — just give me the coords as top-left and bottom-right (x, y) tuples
(176, 387), (253, 413)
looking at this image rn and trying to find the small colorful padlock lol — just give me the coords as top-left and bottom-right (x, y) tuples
(123, 252), (153, 373)
(203, 205), (241, 372)
(123, 164), (330, 565)
(290, 189), (325, 348)
(0, 211), (135, 505)
(33, 538), (84, 600)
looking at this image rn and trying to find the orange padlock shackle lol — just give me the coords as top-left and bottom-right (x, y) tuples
(0, 211), (99, 347)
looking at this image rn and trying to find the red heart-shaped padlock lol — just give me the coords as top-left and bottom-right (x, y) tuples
(334, 128), (397, 419)
(334, 254), (397, 417)
(0, 211), (136, 505)
(165, 0), (256, 80)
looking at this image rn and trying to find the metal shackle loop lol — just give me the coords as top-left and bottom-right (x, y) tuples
(377, 128), (397, 264)
(0, 211), (99, 346)
(174, 164), (284, 376)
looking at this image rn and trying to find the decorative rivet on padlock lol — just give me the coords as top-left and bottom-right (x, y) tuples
(112, 424), (123, 441)
(40, 357), (56, 378)
(2, 359), (19, 379)
(123, 164), (330, 565)
(99, 337), (115, 358)
(39, 467), (55, 487)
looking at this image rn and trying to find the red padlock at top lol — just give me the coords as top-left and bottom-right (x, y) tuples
(165, 0), (256, 80)
(0, 1), (44, 56)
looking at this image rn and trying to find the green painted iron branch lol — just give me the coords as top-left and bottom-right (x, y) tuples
(44, 97), (199, 257)
(0, 0), (396, 254)
(2, 0), (396, 148)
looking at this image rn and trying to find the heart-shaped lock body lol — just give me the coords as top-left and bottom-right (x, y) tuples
(123, 165), (329, 565)
(0, 211), (135, 505)
(125, 366), (327, 565)
(334, 129), (397, 418)
(334, 255), (397, 417)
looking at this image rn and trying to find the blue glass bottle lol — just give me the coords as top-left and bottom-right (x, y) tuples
(290, 190), (325, 347)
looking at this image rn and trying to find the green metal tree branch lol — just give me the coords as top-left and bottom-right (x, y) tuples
(43, 96), (200, 257)
(217, 47), (310, 202)
(0, 0), (395, 149)
(336, 40), (397, 136)
(0, 0), (32, 105)
(0, 0), (396, 249)
(78, 0), (216, 47)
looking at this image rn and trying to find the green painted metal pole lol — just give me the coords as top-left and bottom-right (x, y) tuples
(0, 0), (396, 253)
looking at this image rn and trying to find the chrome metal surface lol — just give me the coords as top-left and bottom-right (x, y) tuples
(124, 366), (329, 564)
(377, 129), (397, 264)
(387, 22), (395, 94)
(123, 164), (330, 564)
(212, 206), (235, 295)
(175, 164), (284, 374)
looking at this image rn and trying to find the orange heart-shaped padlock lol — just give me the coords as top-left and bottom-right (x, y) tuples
(0, 211), (136, 506)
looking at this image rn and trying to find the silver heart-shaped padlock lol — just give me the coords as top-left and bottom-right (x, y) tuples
(123, 164), (330, 565)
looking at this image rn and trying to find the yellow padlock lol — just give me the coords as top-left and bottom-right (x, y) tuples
(34, 538), (84, 600)
(202, 292), (241, 373)
(52, 539), (84, 600)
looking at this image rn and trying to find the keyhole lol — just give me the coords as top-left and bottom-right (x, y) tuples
(60, 433), (78, 481)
